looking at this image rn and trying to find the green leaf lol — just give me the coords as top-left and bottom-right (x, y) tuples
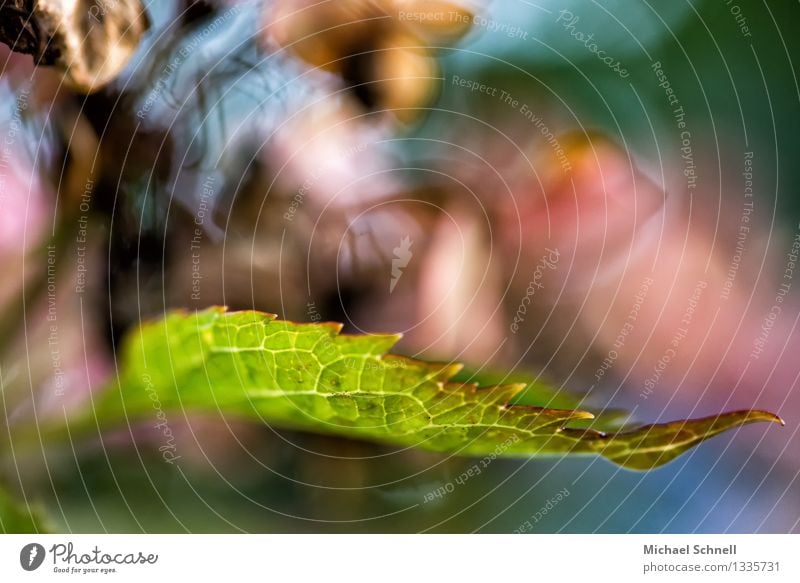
(450, 367), (632, 431)
(71, 308), (782, 470)
(0, 484), (47, 534)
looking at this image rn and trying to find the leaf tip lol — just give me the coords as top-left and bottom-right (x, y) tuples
(732, 409), (784, 427)
(758, 410), (785, 427)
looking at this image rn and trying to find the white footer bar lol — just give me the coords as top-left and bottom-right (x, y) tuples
(1, 534), (797, 582)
